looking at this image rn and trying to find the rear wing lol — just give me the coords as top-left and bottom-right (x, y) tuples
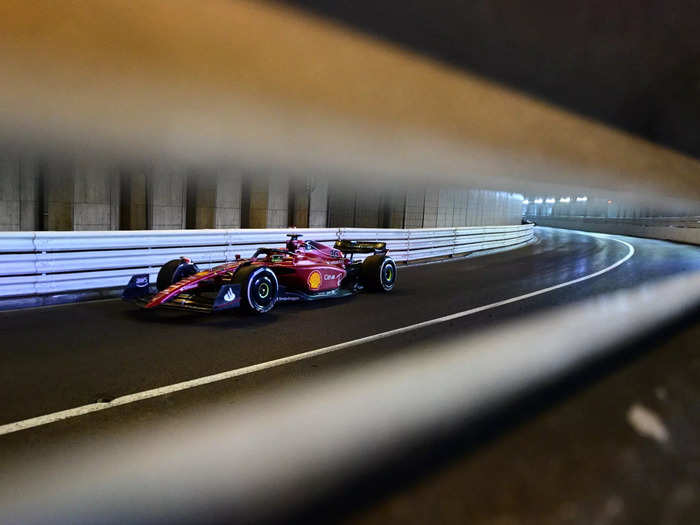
(334, 239), (387, 255)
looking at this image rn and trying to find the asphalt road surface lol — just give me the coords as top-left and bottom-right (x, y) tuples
(1, 227), (699, 523)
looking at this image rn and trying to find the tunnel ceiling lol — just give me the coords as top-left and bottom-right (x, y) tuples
(281, 0), (700, 160)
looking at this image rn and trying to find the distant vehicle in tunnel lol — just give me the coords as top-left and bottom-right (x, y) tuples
(122, 234), (397, 314)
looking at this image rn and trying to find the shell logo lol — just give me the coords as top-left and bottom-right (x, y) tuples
(307, 270), (322, 290)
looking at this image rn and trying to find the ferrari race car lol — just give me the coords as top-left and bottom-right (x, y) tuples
(122, 234), (397, 314)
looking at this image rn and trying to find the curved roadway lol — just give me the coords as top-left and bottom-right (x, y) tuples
(0, 227), (698, 436)
(1, 226), (700, 524)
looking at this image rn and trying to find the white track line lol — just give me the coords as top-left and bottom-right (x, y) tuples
(0, 233), (634, 436)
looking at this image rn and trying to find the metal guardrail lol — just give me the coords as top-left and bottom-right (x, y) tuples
(524, 216), (700, 245)
(0, 225), (534, 298)
(526, 215), (700, 228)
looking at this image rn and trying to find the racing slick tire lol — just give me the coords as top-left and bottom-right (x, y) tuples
(234, 266), (279, 314)
(156, 259), (199, 291)
(361, 254), (397, 292)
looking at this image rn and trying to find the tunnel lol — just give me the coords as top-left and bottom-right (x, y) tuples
(0, 1), (699, 524)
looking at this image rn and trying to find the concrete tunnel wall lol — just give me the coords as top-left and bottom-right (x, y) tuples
(2, 1), (700, 230)
(522, 194), (700, 245)
(524, 196), (700, 220)
(0, 156), (524, 231)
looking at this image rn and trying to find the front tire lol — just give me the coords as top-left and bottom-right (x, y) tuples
(234, 266), (279, 314)
(361, 255), (397, 292)
(156, 258), (199, 291)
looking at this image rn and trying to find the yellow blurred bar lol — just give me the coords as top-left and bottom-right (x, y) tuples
(0, 0), (698, 204)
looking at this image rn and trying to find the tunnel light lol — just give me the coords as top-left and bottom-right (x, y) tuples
(608, 200), (613, 204)
(522, 199), (530, 205)
(559, 197), (571, 203)
(545, 198), (556, 204)
(533, 198), (543, 204)
(576, 196), (588, 202)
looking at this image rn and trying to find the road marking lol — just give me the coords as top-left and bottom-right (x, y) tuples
(0, 233), (634, 436)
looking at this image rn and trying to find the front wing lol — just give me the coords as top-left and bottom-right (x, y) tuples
(122, 275), (242, 313)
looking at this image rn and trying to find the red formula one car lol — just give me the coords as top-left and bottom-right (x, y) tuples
(122, 234), (397, 314)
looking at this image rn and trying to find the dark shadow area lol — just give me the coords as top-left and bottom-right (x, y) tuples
(281, 0), (700, 159)
(277, 306), (700, 524)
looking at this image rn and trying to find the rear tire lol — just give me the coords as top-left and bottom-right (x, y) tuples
(234, 266), (279, 314)
(361, 255), (397, 292)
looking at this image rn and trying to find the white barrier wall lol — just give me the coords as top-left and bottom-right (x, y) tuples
(529, 217), (700, 245)
(0, 225), (534, 301)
